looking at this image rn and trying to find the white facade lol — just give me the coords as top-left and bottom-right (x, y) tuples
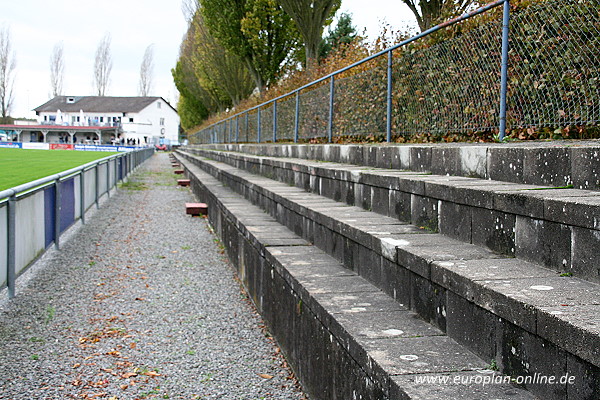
(35, 97), (180, 145)
(120, 99), (180, 145)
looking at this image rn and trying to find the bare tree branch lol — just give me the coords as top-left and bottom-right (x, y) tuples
(0, 25), (16, 120)
(181, 0), (200, 22)
(138, 44), (154, 96)
(93, 33), (112, 96)
(400, 0), (476, 32)
(50, 42), (65, 98)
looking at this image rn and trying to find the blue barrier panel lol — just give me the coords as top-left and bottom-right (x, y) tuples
(0, 142), (22, 148)
(44, 186), (55, 248)
(60, 178), (75, 233)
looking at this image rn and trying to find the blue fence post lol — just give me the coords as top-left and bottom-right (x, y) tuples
(228, 119), (232, 143)
(328, 75), (335, 143)
(80, 169), (86, 225)
(54, 179), (61, 250)
(257, 107), (262, 143)
(498, 0), (510, 140)
(114, 157), (118, 189)
(95, 164), (100, 209)
(386, 50), (393, 143)
(7, 193), (16, 299)
(294, 91), (300, 143)
(245, 112), (249, 143)
(106, 161), (111, 198)
(273, 100), (278, 143)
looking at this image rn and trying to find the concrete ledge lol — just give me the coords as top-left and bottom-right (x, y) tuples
(186, 147), (600, 283)
(176, 157), (534, 400)
(176, 150), (600, 400)
(191, 141), (600, 190)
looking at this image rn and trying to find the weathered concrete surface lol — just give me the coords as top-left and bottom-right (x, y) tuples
(187, 146), (600, 284)
(176, 154), (536, 400)
(177, 148), (600, 400)
(194, 141), (600, 190)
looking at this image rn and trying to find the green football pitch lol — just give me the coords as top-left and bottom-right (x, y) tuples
(0, 148), (119, 191)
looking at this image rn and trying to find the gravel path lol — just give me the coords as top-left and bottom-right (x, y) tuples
(0, 153), (306, 400)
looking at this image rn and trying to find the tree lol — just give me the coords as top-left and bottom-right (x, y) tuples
(0, 25), (16, 122)
(94, 33), (112, 96)
(401, 0), (475, 32)
(49, 42), (65, 98)
(320, 12), (358, 59)
(176, 13), (232, 115)
(172, 61), (210, 130)
(275, 0), (341, 69)
(138, 44), (154, 96)
(191, 13), (254, 105)
(200, 0), (299, 92)
(181, 0), (200, 22)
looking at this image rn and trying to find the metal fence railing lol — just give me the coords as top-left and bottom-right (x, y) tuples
(0, 147), (154, 299)
(192, 0), (599, 143)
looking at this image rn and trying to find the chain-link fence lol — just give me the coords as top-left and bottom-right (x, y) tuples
(195, 0), (599, 144)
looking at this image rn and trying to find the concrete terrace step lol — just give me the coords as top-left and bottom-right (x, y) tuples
(196, 142), (600, 191)
(176, 156), (535, 400)
(186, 146), (600, 285)
(176, 149), (600, 400)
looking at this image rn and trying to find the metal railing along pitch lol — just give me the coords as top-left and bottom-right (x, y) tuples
(0, 147), (154, 299)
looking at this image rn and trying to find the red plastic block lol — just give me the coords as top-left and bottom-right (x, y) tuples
(177, 179), (191, 187)
(186, 202), (208, 216)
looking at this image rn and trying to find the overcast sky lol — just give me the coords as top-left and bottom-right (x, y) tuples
(2, 0), (416, 119)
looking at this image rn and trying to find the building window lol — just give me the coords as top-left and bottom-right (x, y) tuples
(67, 97), (75, 103)
(129, 117), (134, 123)
(100, 117), (104, 122)
(157, 102), (161, 109)
(160, 118), (165, 126)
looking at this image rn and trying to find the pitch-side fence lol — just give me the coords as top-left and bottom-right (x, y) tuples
(0, 147), (154, 299)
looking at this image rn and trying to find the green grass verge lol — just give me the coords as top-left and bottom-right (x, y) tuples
(0, 148), (120, 191)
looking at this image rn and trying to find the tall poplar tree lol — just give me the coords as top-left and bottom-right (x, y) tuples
(200, 0), (299, 92)
(275, 0), (340, 69)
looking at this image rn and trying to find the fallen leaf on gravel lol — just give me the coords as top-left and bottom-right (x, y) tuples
(121, 372), (137, 379)
(258, 373), (273, 379)
(73, 363), (81, 368)
(134, 297), (145, 301)
(106, 350), (121, 357)
(120, 384), (128, 390)
(143, 371), (161, 377)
